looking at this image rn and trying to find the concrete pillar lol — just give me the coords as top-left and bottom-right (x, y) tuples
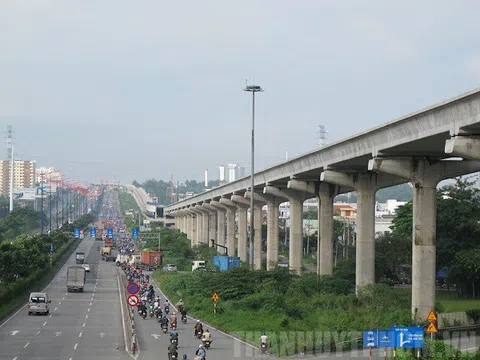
(369, 157), (480, 319)
(219, 198), (237, 257)
(266, 201), (280, 270)
(289, 198), (303, 275)
(355, 175), (376, 288)
(216, 209), (226, 253)
(253, 205), (262, 270)
(202, 211), (209, 244)
(237, 206), (247, 261)
(318, 183), (335, 275)
(209, 213), (216, 244)
(226, 208), (235, 256)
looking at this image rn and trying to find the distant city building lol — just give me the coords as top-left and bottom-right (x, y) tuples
(0, 160), (36, 196)
(217, 164), (246, 183)
(36, 167), (61, 183)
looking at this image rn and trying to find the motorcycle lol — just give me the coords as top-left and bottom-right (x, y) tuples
(170, 337), (178, 346)
(202, 339), (212, 349)
(181, 314), (187, 324)
(149, 309), (154, 318)
(164, 305), (170, 314)
(168, 351), (178, 360)
(161, 323), (168, 334)
(261, 342), (268, 354)
(195, 329), (203, 339)
(140, 309), (147, 320)
(170, 322), (177, 330)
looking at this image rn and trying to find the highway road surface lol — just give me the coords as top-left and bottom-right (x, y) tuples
(0, 237), (130, 360)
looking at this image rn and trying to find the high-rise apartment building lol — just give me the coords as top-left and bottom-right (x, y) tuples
(217, 164), (246, 183)
(0, 160), (36, 196)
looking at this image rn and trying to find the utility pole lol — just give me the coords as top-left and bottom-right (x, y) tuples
(244, 83), (263, 267)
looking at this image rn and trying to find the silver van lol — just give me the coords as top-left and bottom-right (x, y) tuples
(28, 292), (51, 315)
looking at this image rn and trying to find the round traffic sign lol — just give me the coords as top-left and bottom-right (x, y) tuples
(127, 282), (140, 295)
(127, 294), (139, 307)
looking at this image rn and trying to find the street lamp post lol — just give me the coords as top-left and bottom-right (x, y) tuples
(244, 84), (263, 267)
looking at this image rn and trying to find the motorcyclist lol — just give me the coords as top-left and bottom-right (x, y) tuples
(176, 298), (184, 313)
(159, 314), (169, 329)
(154, 298), (160, 309)
(164, 299), (170, 313)
(194, 320), (203, 336)
(202, 329), (211, 342)
(170, 328), (178, 340)
(170, 312), (177, 327)
(180, 307), (187, 322)
(259, 332), (268, 350)
(168, 342), (178, 360)
(195, 344), (206, 359)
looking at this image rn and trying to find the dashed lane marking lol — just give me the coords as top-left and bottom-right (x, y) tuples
(74, 343), (78, 350)
(23, 342), (29, 349)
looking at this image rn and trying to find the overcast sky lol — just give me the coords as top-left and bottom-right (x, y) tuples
(1, 1), (480, 185)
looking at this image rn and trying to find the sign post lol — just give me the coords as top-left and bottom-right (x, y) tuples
(211, 291), (220, 315)
(426, 309), (438, 341)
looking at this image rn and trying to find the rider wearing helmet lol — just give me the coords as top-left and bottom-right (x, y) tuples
(195, 344), (206, 358)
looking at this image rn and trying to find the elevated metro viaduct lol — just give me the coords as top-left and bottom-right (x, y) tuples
(166, 88), (480, 320)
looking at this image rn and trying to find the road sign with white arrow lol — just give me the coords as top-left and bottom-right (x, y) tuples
(392, 326), (424, 348)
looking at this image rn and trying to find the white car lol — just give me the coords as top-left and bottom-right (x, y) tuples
(81, 264), (91, 272)
(163, 264), (178, 271)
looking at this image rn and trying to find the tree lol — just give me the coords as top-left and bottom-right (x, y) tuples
(303, 210), (317, 220)
(390, 177), (480, 270)
(447, 249), (480, 297)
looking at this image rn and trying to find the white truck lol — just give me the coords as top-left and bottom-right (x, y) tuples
(192, 260), (206, 271)
(67, 266), (86, 292)
(116, 254), (129, 266)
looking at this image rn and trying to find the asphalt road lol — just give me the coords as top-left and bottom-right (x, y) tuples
(0, 237), (130, 360)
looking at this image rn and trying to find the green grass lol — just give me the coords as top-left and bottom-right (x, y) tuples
(119, 191), (140, 215)
(437, 292), (480, 312)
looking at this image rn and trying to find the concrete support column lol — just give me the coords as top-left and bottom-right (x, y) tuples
(216, 209), (226, 253)
(289, 198), (304, 275)
(237, 206), (247, 261)
(355, 175), (376, 289)
(266, 201), (279, 271)
(253, 205), (262, 270)
(318, 183), (335, 275)
(209, 213), (216, 244)
(202, 212), (209, 244)
(226, 208), (235, 256)
(369, 157), (480, 319)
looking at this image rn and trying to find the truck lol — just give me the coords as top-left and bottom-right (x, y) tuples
(67, 266), (86, 292)
(192, 260), (207, 271)
(115, 254), (129, 266)
(75, 252), (85, 264)
(136, 250), (161, 271)
(213, 256), (240, 271)
(104, 238), (114, 247)
(95, 229), (104, 241)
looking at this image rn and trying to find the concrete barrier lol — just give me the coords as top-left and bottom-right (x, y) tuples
(118, 269), (137, 355)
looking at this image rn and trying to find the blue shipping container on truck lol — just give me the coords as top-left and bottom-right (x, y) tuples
(214, 256), (241, 271)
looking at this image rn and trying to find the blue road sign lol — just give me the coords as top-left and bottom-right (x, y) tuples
(132, 228), (139, 239)
(363, 330), (378, 348)
(378, 330), (395, 348)
(392, 326), (424, 348)
(74, 228), (80, 239)
(107, 228), (113, 239)
(90, 228), (96, 238)
(127, 282), (140, 295)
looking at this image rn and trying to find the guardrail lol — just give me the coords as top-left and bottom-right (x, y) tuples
(119, 270), (137, 355)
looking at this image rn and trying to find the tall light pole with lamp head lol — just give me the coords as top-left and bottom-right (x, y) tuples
(244, 84), (263, 267)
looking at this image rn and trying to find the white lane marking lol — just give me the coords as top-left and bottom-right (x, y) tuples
(10, 330), (19, 335)
(42, 321), (47, 327)
(36, 330), (41, 335)
(62, 296), (65, 300)
(82, 322), (86, 327)
(13, 357), (18, 360)
(58, 302), (62, 305)
(85, 315), (88, 319)
(79, 332), (82, 338)
(87, 308), (90, 312)
(24, 342), (30, 349)
(65, 293), (68, 296)
(89, 302), (92, 306)
(49, 314), (52, 318)
(54, 307), (58, 311)
(74, 343), (78, 350)
(0, 237), (95, 329)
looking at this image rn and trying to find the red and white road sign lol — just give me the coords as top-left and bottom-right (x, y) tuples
(127, 294), (139, 307)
